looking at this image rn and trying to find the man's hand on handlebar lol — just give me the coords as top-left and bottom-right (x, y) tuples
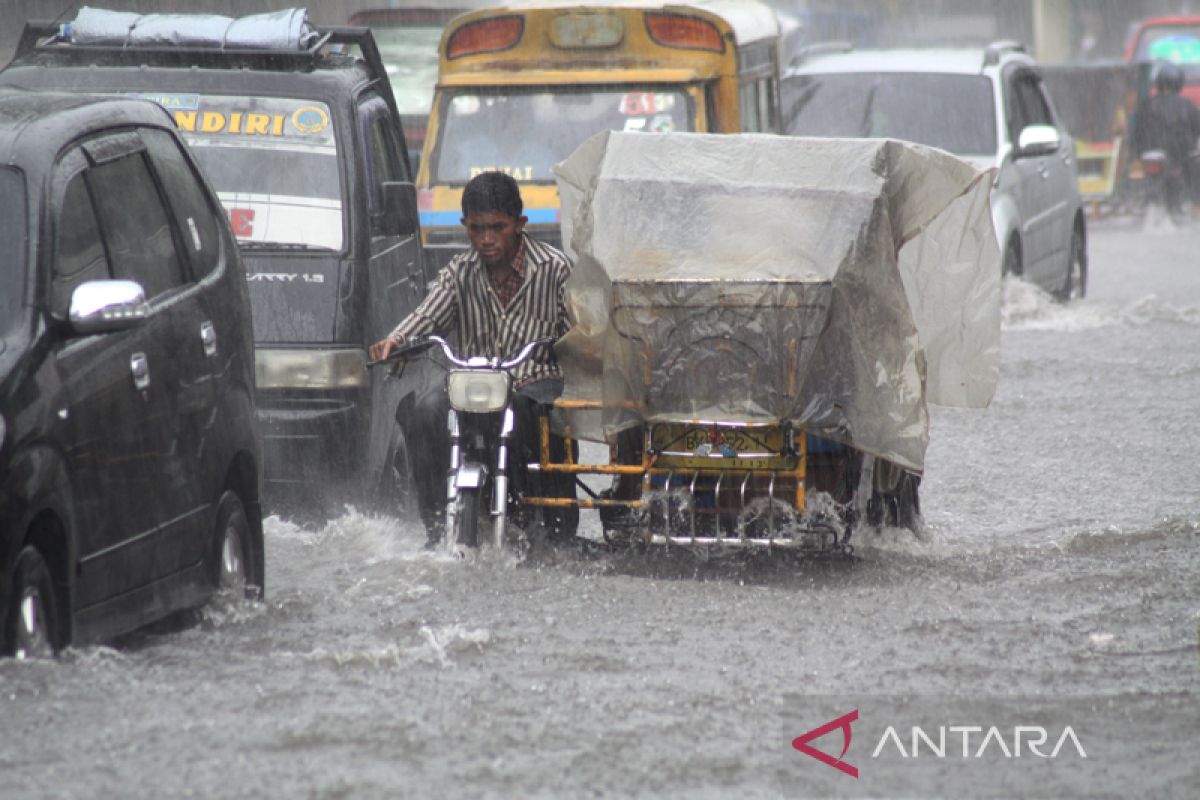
(369, 336), (403, 365)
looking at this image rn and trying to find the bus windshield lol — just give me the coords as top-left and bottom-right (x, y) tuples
(431, 87), (693, 184)
(133, 93), (343, 250)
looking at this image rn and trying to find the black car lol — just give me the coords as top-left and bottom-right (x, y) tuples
(0, 90), (264, 657)
(1, 10), (432, 510)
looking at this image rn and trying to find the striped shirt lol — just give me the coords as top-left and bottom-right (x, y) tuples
(389, 233), (572, 385)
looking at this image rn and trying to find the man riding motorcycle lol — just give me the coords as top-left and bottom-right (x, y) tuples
(369, 171), (577, 545)
(1136, 61), (1200, 220)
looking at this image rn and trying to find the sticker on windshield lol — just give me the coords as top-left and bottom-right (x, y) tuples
(218, 192), (342, 250)
(619, 92), (676, 116)
(470, 166), (533, 180)
(131, 93), (337, 145)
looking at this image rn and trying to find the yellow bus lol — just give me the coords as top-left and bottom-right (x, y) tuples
(416, 0), (782, 265)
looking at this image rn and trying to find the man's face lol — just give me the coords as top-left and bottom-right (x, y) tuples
(462, 210), (527, 268)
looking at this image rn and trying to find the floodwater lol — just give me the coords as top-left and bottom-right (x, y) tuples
(2, 219), (1197, 799)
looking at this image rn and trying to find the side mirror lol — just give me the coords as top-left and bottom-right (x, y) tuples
(69, 279), (149, 335)
(1015, 124), (1061, 158)
(378, 181), (419, 238)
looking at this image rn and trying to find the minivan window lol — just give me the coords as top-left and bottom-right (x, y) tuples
(784, 73), (997, 156)
(52, 171), (110, 315)
(0, 167), (26, 331)
(432, 88), (693, 184)
(142, 128), (222, 280)
(131, 93), (343, 250)
(88, 151), (185, 299)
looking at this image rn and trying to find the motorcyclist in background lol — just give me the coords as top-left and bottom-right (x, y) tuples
(1135, 61), (1200, 221)
(369, 171), (578, 547)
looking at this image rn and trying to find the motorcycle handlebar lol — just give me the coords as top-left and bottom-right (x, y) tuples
(367, 334), (557, 370)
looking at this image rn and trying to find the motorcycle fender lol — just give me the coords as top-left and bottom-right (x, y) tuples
(455, 463), (487, 490)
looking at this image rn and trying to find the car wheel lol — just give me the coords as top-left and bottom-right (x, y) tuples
(1054, 225), (1087, 303)
(5, 547), (59, 659)
(1002, 237), (1022, 277)
(212, 492), (254, 598)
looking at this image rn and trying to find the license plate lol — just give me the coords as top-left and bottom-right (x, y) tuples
(650, 423), (794, 470)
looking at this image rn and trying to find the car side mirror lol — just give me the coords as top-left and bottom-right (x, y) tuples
(1015, 124), (1061, 158)
(378, 181), (419, 238)
(69, 279), (149, 335)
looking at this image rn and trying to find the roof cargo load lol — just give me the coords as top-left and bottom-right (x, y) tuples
(553, 131), (1000, 471)
(62, 6), (318, 50)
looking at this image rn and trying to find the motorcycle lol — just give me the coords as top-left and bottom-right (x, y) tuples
(372, 334), (557, 554)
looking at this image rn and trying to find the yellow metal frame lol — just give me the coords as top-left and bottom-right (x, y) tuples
(520, 399), (808, 513)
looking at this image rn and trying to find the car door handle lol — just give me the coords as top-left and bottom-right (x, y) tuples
(200, 320), (218, 357)
(130, 352), (151, 391)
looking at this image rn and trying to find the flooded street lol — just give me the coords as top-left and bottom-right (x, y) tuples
(3, 219), (1198, 798)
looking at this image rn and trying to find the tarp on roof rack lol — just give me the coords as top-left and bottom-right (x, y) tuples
(552, 131), (1001, 471)
(64, 6), (318, 51)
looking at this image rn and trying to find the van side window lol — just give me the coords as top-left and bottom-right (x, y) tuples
(359, 94), (408, 234)
(1008, 71), (1054, 141)
(88, 150), (186, 299)
(141, 128), (222, 280)
(53, 171), (111, 315)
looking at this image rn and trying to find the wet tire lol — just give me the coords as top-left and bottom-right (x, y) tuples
(865, 463), (921, 530)
(211, 492), (259, 600)
(1002, 237), (1022, 278)
(4, 547), (59, 659)
(452, 487), (481, 548)
(1054, 225), (1087, 303)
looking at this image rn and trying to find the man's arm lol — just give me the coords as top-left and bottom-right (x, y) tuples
(369, 266), (460, 362)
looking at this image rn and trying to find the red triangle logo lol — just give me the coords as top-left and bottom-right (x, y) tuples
(791, 709), (859, 779)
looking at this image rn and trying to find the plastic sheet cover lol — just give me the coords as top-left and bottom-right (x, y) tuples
(66, 7), (318, 51)
(553, 131), (1000, 471)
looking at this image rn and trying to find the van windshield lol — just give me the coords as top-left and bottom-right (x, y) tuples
(431, 88), (693, 185)
(132, 93), (343, 250)
(784, 73), (997, 157)
(0, 166), (26, 335)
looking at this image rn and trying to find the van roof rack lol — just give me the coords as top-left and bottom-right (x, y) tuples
(983, 40), (1026, 67)
(13, 18), (383, 78)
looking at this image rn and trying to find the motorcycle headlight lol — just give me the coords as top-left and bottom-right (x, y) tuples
(256, 348), (367, 390)
(446, 370), (510, 413)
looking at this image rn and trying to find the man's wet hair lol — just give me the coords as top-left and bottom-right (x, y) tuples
(461, 171), (523, 218)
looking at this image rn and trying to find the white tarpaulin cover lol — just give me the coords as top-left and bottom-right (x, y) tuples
(65, 7), (317, 51)
(553, 131), (1000, 471)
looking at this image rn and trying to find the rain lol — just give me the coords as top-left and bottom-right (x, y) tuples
(1, 1), (1197, 798)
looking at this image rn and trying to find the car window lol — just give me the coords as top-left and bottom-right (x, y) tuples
(359, 93), (406, 226)
(0, 166), (27, 329)
(87, 150), (185, 300)
(130, 93), (344, 251)
(53, 169), (111, 316)
(141, 128), (222, 280)
(1008, 73), (1054, 135)
(784, 72), (997, 156)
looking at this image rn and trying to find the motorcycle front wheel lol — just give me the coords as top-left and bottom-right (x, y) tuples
(452, 486), (481, 548)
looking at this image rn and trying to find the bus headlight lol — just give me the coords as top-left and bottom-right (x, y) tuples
(255, 348), (367, 390)
(446, 370), (510, 412)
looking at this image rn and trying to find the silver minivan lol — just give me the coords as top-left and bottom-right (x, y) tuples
(784, 41), (1087, 301)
